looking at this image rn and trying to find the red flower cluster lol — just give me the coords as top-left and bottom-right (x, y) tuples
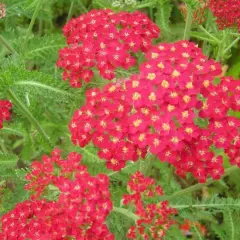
(70, 40), (237, 182)
(200, 76), (240, 169)
(0, 100), (12, 129)
(123, 171), (177, 239)
(0, 198), (113, 240)
(209, 0), (240, 30)
(57, 9), (160, 87)
(0, 150), (114, 240)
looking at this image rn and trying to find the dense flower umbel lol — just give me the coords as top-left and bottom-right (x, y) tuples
(0, 100), (12, 129)
(123, 172), (177, 239)
(70, 40), (239, 182)
(0, 199), (114, 240)
(12, 149), (114, 239)
(57, 9), (160, 87)
(200, 76), (240, 169)
(209, 0), (240, 30)
(181, 219), (207, 237)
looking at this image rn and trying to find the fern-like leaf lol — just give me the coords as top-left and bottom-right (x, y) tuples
(0, 153), (18, 168)
(155, 0), (172, 38)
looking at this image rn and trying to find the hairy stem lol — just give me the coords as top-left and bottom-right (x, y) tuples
(112, 207), (139, 221)
(112, 166), (239, 222)
(0, 139), (8, 154)
(67, 1), (74, 23)
(216, 30), (227, 61)
(15, 81), (75, 98)
(183, 5), (193, 40)
(0, 35), (15, 54)
(160, 166), (239, 201)
(23, 0), (44, 53)
(223, 37), (240, 55)
(199, 26), (221, 44)
(7, 88), (51, 145)
(139, 155), (153, 176)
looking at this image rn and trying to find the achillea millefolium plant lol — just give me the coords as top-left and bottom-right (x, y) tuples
(1, 0), (240, 239)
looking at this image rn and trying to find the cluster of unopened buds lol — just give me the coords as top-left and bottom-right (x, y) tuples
(0, 100), (12, 129)
(70, 40), (240, 182)
(0, 3), (6, 19)
(57, 9), (159, 87)
(180, 0), (208, 24)
(0, 149), (114, 240)
(123, 171), (177, 239)
(181, 219), (207, 237)
(209, 0), (240, 30)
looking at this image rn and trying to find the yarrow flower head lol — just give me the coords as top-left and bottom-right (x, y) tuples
(57, 9), (160, 87)
(0, 149), (114, 240)
(123, 171), (177, 239)
(209, 0), (240, 30)
(70, 40), (240, 182)
(0, 100), (12, 129)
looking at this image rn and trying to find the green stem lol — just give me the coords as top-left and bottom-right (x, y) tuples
(67, 1), (74, 23)
(139, 155), (153, 176)
(183, 5), (193, 40)
(199, 26), (221, 44)
(193, 221), (204, 240)
(1, 127), (24, 136)
(173, 203), (240, 209)
(0, 35), (15, 54)
(79, 0), (88, 13)
(38, 19), (43, 36)
(231, 33), (240, 37)
(15, 81), (75, 98)
(168, 165), (175, 184)
(7, 88), (51, 145)
(0, 140), (8, 154)
(108, 161), (139, 177)
(202, 9), (213, 56)
(223, 37), (240, 55)
(112, 207), (139, 221)
(112, 166), (239, 223)
(217, 30), (229, 61)
(23, 0), (44, 53)
(160, 166), (239, 201)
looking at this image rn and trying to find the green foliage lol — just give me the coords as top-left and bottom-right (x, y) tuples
(211, 210), (240, 240)
(0, 153), (18, 168)
(155, 0), (173, 39)
(1, 0), (240, 239)
(93, 0), (157, 11)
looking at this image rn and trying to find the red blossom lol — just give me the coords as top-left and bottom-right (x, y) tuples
(57, 9), (160, 87)
(123, 172), (177, 239)
(5, 149), (115, 240)
(0, 100), (12, 129)
(69, 40), (239, 183)
(209, 0), (240, 30)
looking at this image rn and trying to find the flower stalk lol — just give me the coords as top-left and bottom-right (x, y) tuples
(183, 4), (193, 40)
(7, 88), (51, 146)
(160, 165), (239, 201)
(23, 0), (44, 53)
